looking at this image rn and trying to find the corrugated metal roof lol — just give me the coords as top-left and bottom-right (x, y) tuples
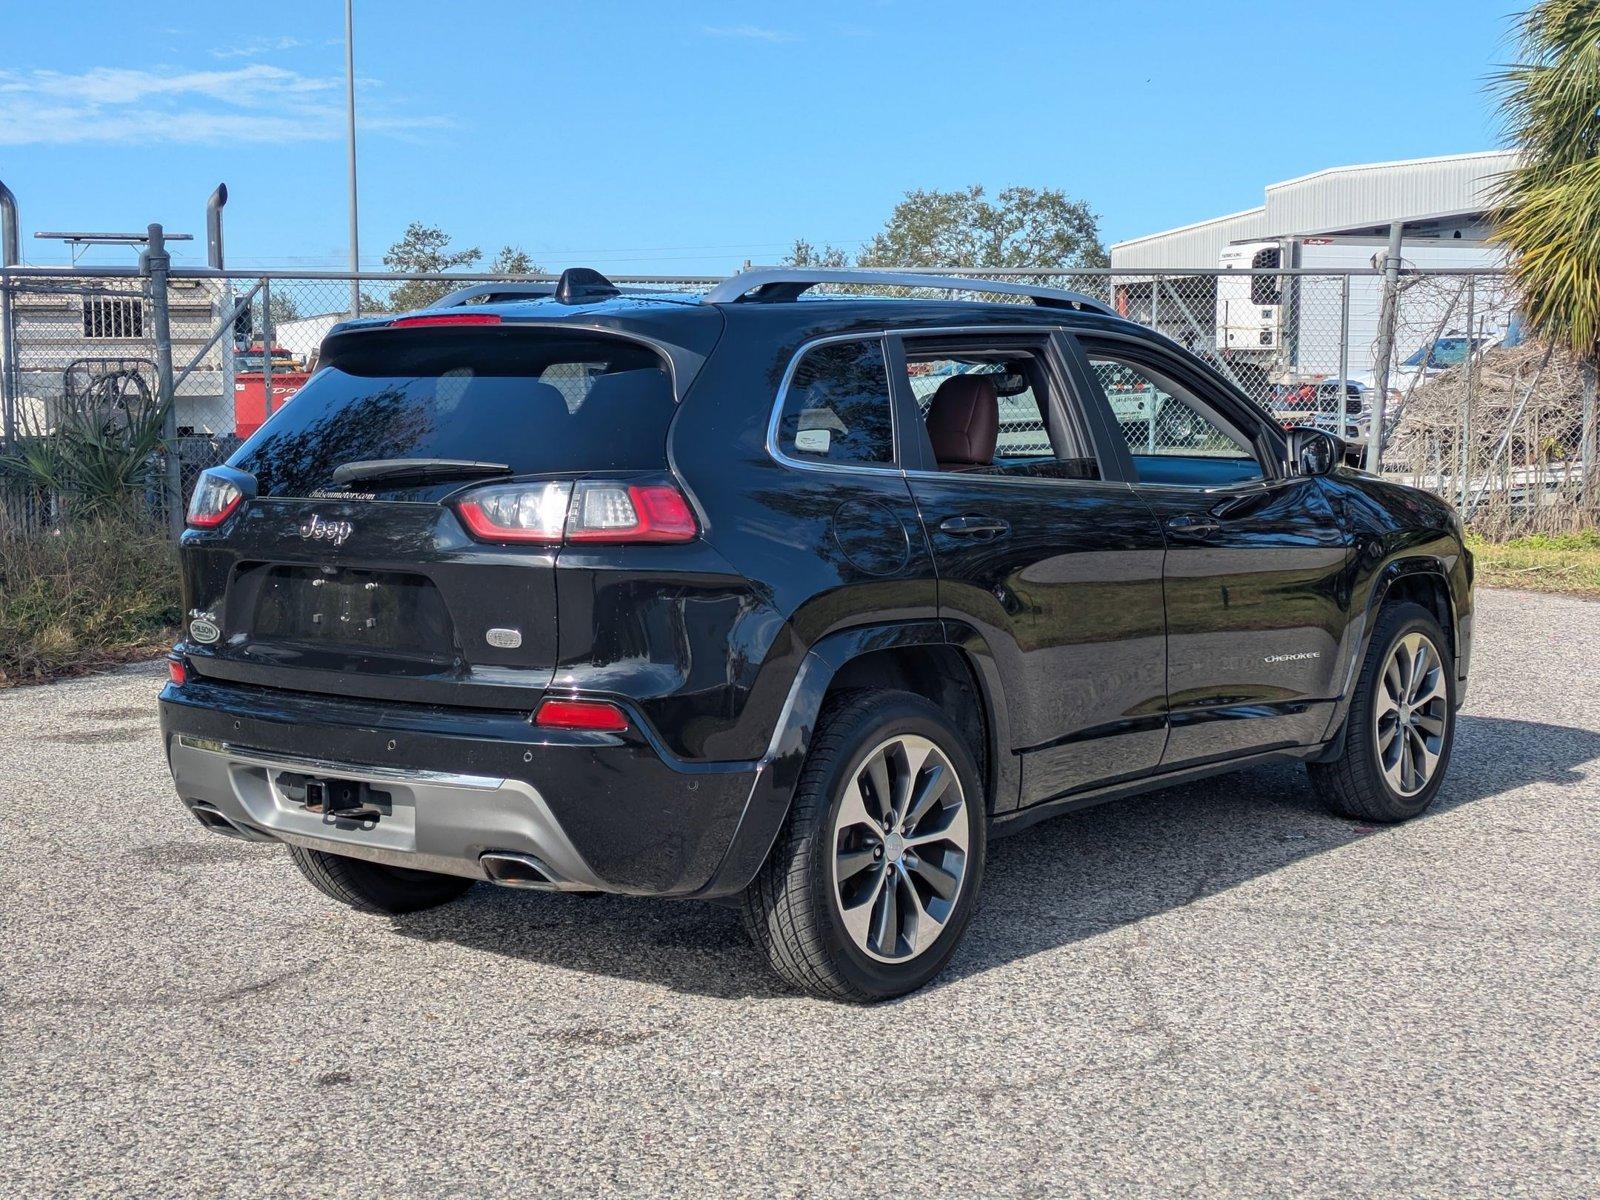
(1265, 150), (1516, 235)
(1110, 206), (1267, 272)
(1110, 150), (1517, 270)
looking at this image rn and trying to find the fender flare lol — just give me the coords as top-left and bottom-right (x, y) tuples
(1315, 553), (1460, 761)
(692, 619), (1012, 897)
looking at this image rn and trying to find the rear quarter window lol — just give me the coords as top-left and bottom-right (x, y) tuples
(774, 338), (894, 467)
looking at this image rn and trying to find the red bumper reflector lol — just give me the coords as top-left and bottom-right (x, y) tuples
(535, 699), (629, 732)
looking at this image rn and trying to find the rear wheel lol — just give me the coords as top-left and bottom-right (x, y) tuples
(741, 689), (986, 1002)
(287, 845), (474, 914)
(1310, 601), (1456, 822)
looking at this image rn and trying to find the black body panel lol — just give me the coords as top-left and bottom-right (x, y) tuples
(163, 288), (1475, 899)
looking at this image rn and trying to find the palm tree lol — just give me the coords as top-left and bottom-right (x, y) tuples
(1492, 0), (1600, 505)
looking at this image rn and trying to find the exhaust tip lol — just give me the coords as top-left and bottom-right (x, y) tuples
(480, 851), (567, 891)
(185, 800), (268, 842)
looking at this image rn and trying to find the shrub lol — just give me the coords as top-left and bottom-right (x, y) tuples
(0, 520), (180, 685)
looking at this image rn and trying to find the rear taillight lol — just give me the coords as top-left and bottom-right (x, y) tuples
(566, 482), (697, 543)
(455, 480), (572, 543)
(454, 480), (697, 546)
(167, 657), (189, 686)
(186, 470), (245, 529)
(535, 698), (630, 732)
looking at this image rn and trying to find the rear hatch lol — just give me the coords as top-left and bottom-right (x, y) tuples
(182, 321), (688, 708)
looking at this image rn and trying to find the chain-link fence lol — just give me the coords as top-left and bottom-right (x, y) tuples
(3, 258), (1596, 539)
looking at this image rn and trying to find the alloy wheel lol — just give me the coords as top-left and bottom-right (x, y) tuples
(830, 734), (970, 963)
(1374, 631), (1449, 797)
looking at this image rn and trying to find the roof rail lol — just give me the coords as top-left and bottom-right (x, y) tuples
(430, 281), (557, 308)
(700, 267), (1117, 316)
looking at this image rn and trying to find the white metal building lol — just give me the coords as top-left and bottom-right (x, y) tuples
(1109, 150), (1517, 272)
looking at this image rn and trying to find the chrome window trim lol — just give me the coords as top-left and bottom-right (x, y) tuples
(898, 467), (1125, 492)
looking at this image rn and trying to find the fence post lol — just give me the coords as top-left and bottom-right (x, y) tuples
(0, 267), (13, 449)
(261, 278), (275, 418)
(1336, 273), (1350, 432)
(1582, 358), (1597, 512)
(143, 223), (183, 539)
(1460, 278), (1476, 510)
(1367, 222), (1404, 473)
(0, 179), (17, 450)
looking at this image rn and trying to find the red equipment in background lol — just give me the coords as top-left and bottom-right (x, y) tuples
(234, 370), (310, 438)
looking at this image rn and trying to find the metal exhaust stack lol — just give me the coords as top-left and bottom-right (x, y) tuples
(205, 182), (228, 269)
(0, 179), (17, 267)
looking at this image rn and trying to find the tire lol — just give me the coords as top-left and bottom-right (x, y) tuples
(286, 845), (475, 915)
(1310, 601), (1456, 823)
(741, 689), (987, 1002)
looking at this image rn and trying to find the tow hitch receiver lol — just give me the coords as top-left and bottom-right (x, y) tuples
(293, 776), (392, 827)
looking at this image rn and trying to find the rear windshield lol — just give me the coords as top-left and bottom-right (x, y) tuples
(231, 328), (676, 498)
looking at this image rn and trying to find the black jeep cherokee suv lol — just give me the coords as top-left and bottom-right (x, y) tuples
(160, 267), (1472, 1001)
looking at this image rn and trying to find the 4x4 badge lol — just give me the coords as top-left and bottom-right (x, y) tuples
(299, 514), (354, 545)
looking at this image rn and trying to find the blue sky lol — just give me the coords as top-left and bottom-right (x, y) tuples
(0, 0), (1515, 273)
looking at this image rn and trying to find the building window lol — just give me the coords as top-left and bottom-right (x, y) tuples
(83, 298), (144, 339)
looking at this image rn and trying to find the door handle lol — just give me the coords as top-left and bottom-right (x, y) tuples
(939, 515), (1011, 538)
(1165, 513), (1220, 538)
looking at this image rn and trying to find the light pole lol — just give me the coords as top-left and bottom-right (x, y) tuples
(345, 0), (361, 316)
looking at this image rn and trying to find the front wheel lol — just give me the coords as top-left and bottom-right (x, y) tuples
(1310, 601), (1456, 822)
(741, 689), (986, 1002)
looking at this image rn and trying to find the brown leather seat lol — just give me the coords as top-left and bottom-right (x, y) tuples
(925, 375), (999, 469)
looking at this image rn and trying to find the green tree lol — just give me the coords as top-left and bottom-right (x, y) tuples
(781, 237), (850, 268)
(490, 245), (542, 275)
(383, 221), (483, 310)
(1492, 0), (1600, 499)
(857, 185), (1107, 270)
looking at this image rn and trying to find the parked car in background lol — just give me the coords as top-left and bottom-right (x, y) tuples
(233, 342), (301, 373)
(161, 267), (1473, 1001)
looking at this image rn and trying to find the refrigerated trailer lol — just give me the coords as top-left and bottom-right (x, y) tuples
(1215, 236), (1510, 389)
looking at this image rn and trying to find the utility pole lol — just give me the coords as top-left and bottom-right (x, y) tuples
(345, 0), (361, 317)
(1366, 221), (1404, 473)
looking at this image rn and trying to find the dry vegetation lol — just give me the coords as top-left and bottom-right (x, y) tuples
(0, 520), (180, 686)
(1393, 341), (1596, 538)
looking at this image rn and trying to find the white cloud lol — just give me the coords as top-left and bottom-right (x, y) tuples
(701, 24), (798, 43)
(0, 65), (446, 146)
(210, 36), (308, 60)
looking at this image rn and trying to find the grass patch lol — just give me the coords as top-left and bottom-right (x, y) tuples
(0, 520), (180, 686)
(1468, 529), (1600, 599)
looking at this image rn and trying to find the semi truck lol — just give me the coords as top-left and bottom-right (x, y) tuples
(1214, 235), (1510, 394)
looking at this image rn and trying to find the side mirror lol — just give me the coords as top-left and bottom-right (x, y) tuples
(1286, 426), (1341, 476)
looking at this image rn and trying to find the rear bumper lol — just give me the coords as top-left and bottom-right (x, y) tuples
(159, 678), (771, 898)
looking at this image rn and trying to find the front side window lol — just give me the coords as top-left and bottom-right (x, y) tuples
(775, 339), (895, 467)
(1086, 351), (1264, 484)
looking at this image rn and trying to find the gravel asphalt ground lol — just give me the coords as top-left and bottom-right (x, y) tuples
(2, 587), (1596, 1199)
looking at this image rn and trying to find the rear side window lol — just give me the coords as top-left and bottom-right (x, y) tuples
(232, 329), (675, 497)
(775, 339), (894, 468)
